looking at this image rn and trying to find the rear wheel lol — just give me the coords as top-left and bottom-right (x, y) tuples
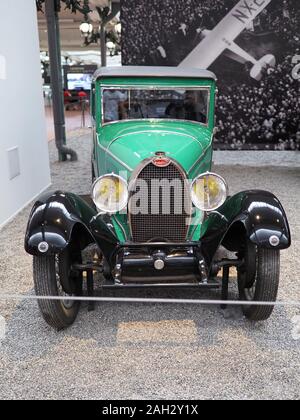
(238, 244), (280, 321)
(33, 249), (82, 330)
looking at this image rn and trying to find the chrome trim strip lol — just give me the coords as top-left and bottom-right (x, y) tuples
(107, 129), (200, 152)
(100, 85), (211, 128)
(209, 211), (229, 223)
(98, 141), (133, 172)
(128, 157), (154, 191)
(102, 118), (209, 128)
(101, 85), (212, 90)
(207, 210), (229, 223)
(187, 132), (214, 176)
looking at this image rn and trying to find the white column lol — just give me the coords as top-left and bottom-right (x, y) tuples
(0, 0), (51, 228)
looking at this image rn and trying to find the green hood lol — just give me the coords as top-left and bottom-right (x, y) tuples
(99, 121), (213, 179)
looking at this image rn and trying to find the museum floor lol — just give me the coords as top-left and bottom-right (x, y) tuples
(0, 132), (299, 399)
(45, 106), (91, 141)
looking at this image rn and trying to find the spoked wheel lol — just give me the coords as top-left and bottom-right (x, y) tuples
(33, 248), (82, 330)
(238, 242), (280, 321)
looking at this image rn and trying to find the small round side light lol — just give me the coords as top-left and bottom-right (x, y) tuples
(269, 235), (280, 247)
(38, 242), (49, 253)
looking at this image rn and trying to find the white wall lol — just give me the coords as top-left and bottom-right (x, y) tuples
(0, 0), (51, 228)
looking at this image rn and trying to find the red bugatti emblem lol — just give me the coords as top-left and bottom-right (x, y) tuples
(153, 156), (171, 167)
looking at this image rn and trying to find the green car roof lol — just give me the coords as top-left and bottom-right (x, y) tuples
(93, 66), (217, 82)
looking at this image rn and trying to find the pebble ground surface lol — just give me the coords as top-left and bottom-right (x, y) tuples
(0, 132), (299, 400)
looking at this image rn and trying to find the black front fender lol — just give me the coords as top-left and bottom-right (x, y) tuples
(201, 190), (291, 266)
(25, 191), (119, 263)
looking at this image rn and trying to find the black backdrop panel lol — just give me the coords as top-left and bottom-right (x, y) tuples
(121, 0), (300, 150)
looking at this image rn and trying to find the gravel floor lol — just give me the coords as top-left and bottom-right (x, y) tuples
(0, 132), (299, 400)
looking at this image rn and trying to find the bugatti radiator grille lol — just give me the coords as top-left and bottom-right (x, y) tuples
(129, 161), (191, 242)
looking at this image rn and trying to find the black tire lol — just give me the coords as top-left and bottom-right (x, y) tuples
(238, 247), (280, 321)
(33, 252), (82, 331)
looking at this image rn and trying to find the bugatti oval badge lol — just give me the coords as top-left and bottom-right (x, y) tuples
(152, 156), (171, 167)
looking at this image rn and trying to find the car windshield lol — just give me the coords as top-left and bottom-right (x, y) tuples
(102, 87), (209, 125)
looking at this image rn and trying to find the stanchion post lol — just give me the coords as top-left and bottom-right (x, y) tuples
(45, 0), (78, 162)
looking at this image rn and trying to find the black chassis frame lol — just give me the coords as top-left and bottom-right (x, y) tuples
(25, 189), (291, 289)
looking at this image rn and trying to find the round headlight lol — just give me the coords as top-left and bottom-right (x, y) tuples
(92, 174), (128, 213)
(191, 172), (228, 211)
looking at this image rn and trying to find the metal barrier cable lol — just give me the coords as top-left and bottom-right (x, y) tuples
(0, 294), (300, 307)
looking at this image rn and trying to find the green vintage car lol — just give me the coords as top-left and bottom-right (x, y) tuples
(25, 67), (291, 330)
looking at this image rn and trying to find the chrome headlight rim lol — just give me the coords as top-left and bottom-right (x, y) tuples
(190, 171), (229, 212)
(92, 173), (129, 214)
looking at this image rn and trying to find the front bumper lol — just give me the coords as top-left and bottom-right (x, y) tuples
(112, 242), (208, 285)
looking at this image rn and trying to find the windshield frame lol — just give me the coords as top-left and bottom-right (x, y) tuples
(100, 85), (211, 128)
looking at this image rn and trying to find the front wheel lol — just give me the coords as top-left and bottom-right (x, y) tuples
(238, 246), (280, 321)
(33, 250), (82, 330)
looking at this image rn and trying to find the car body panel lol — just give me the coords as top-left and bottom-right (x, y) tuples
(92, 76), (216, 242)
(25, 68), (291, 286)
(96, 122), (213, 178)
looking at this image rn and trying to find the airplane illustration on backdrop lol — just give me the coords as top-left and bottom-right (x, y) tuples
(179, 0), (275, 81)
